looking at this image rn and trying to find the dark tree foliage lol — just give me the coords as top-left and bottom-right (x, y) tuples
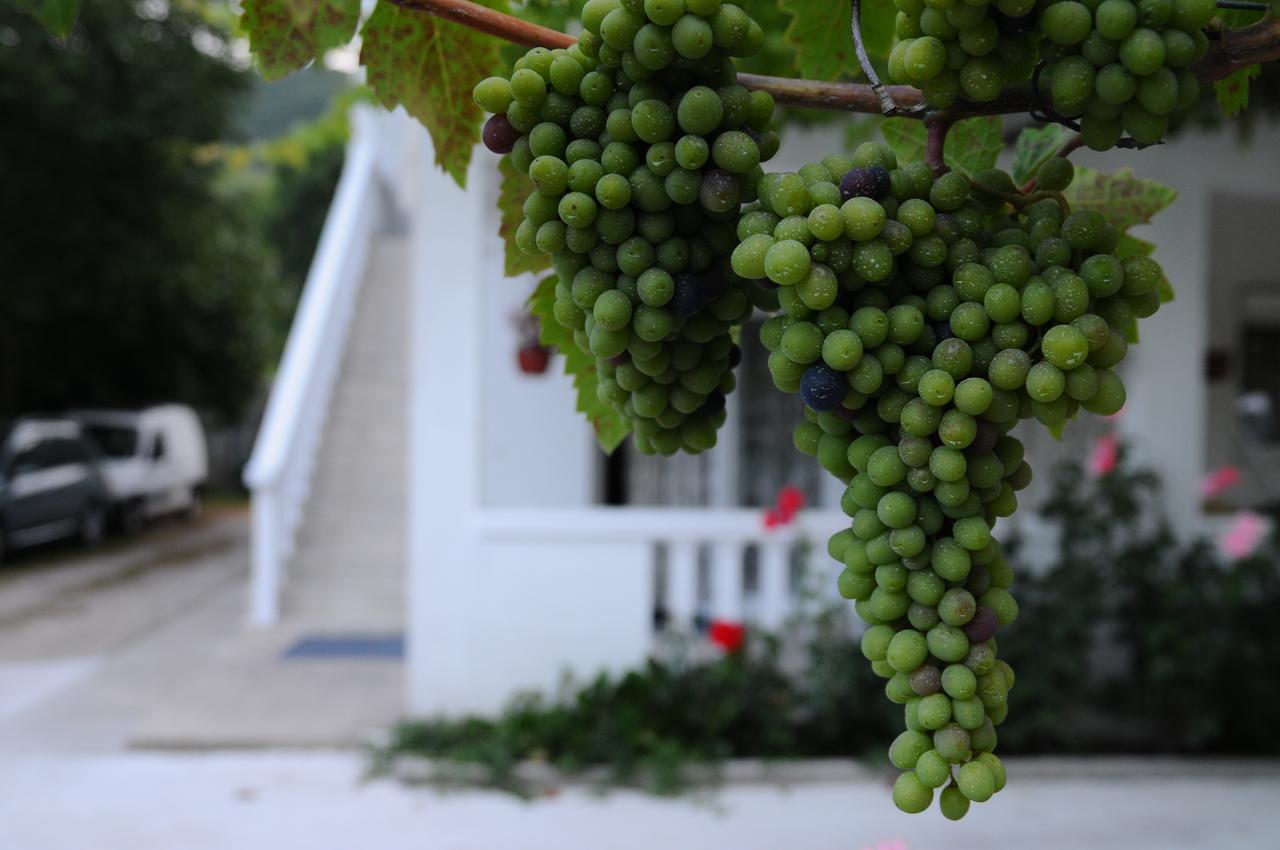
(0, 0), (276, 420)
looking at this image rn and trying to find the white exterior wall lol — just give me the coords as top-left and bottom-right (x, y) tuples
(407, 132), (652, 716)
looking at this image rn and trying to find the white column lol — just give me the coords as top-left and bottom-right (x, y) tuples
(406, 137), (488, 716)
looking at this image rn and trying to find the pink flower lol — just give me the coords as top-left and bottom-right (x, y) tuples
(1200, 466), (1242, 500)
(1219, 511), (1271, 560)
(1088, 433), (1119, 476)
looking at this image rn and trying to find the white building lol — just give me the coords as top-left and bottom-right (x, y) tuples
(243, 106), (1280, 717)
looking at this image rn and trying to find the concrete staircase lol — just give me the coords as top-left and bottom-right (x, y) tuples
(282, 237), (408, 630)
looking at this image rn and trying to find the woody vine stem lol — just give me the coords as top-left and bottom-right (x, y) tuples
(388, 0), (1280, 170)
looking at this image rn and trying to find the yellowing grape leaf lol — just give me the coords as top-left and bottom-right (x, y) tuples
(360, 0), (505, 187)
(18, 0), (79, 36)
(1063, 167), (1177, 232)
(529, 276), (632, 453)
(780, 0), (894, 81)
(1011, 125), (1071, 186)
(1215, 64), (1260, 118)
(499, 158), (551, 278)
(882, 117), (1003, 176)
(241, 0), (361, 81)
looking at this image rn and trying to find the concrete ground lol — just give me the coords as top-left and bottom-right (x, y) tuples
(0, 516), (1276, 849)
(2, 751), (1278, 850)
(0, 510), (402, 752)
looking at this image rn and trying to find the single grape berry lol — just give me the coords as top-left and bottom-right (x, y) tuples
(482, 114), (520, 154)
(840, 166), (892, 201)
(669, 273), (706, 318)
(800, 363), (848, 412)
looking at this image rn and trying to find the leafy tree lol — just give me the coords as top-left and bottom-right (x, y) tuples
(0, 0), (277, 420)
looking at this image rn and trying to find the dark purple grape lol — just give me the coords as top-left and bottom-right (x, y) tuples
(839, 166), (891, 201)
(670, 273), (706, 317)
(964, 606), (999, 643)
(728, 344), (742, 369)
(482, 114), (520, 154)
(699, 168), (741, 214)
(800, 364), (847, 412)
(970, 420), (1001, 455)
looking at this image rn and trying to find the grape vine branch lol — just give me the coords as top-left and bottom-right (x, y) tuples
(387, 0), (1280, 122)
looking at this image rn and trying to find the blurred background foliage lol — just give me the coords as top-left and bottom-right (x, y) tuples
(373, 447), (1280, 793)
(0, 0), (347, 423)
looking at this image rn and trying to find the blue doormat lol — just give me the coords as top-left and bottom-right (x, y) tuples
(282, 633), (404, 660)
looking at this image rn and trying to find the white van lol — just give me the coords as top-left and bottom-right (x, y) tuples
(74, 405), (208, 531)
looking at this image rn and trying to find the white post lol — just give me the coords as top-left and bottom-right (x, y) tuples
(249, 489), (280, 625)
(666, 540), (699, 629)
(756, 539), (790, 630)
(708, 541), (744, 621)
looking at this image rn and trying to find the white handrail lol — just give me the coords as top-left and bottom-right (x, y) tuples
(243, 106), (387, 625)
(472, 507), (850, 544)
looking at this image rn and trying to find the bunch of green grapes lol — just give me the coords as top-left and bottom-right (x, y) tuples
(472, 0), (779, 455)
(1038, 0), (1215, 149)
(732, 142), (1165, 816)
(886, 0), (1040, 106)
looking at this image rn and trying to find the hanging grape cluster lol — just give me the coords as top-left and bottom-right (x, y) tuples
(888, 0), (1039, 105)
(472, 0), (779, 455)
(1038, 0), (1214, 149)
(888, 0), (1220, 149)
(732, 142), (1163, 817)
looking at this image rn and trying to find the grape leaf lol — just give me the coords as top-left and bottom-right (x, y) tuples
(529, 275), (632, 453)
(943, 116), (1003, 177)
(360, 0), (505, 187)
(1214, 64), (1261, 118)
(499, 158), (551, 277)
(1062, 167), (1177, 232)
(882, 118), (926, 163)
(241, 0), (361, 81)
(882, 116), (1003, 176)
(1116, 234), (1174, 304)
(780, 0), (894, 81)
(16, 0), (79, 36)
(1012, 125), (1071, 186)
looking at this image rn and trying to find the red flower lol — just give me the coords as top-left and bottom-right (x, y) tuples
(708, 620), (746, 653)
(761, 485), (806, 529)
(1088, 433), (1119, 476)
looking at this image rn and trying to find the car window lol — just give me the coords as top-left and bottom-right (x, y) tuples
(86, 426), (138, 458)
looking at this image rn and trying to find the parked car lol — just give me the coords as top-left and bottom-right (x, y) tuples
(0, 417), (111, 563)
(74, 405), (208, 532)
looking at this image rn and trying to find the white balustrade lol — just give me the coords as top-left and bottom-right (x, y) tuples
(473, 507), (848, 637)
(243, 106), (398, 625)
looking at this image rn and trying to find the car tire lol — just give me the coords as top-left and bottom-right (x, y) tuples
(119, 500), (145, 536)
(79, 504), (107, 547)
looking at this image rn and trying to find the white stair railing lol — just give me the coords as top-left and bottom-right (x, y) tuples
(243, 107), (394, 625)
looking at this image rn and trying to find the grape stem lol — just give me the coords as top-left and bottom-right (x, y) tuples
(384, 0), (1280, 118)
(850, 0), (923, 117)
(926, 117), (952, 176)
